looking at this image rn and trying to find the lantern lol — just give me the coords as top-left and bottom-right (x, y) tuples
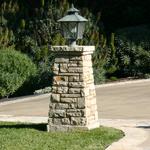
(58, 4), (88, 46)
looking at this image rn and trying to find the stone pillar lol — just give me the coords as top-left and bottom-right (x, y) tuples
(48, 46), (99, 131)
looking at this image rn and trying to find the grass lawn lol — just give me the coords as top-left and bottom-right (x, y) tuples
(0, 122), (124, 150)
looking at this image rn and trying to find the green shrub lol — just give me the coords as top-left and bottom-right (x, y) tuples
(115, 38), (150, 77)
(105, 33), (118, 75)
(144, 74), (150, 79)
(93, 68), (105, 84)
(92, 47), (108, 84)
(0, 48), (37, 98)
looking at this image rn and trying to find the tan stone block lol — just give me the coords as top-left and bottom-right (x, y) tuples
(87, 116), (96, 123)
(86, 108), (91, 117)
(68, 61), (83, 67)
(53, 70), (59, 75)
(53, 110), (66, 117)
(68, 63), (78, 67)
(77, 98), (85, 109)
(67, 112), (82, 117)
(69, 103), (77, 109)
(61, 94), (81, 98)
(48, 118), (53, 124)
(68, 82), (84, 88)
(51, 86), (57, 93)
(55, 103), (69, 109)
(69, 88), (81, 94)
(55, 57), (69, 63)
(68, 67), (83, 73)
(60, 76), (68, 81)
(67, 109), (83, 117)
(53, 118), (62, 125)
(53, 81), (68, 87)
(83, 62), (92, 67)
(78, 61), (83, 66)
(53, 76), (62, 82)
(53, 63), (59, 70)
(57, 87), (68, 94)
(48, 110), (54, 117)
(60, 64), (68, 73)
(79, 75), (84, 81)
(69, 61), (78, 64)
(62, 118), (70, 125)
(90, 110), (98, 117)
(61, 98), (77, 103)
(59, 73), (79, 76)
(68, 76), (80, 82)
(91, 104), (98, 111)
(95, 111), (99, 120)
(82, 55), (92, 61)
(71, 117), (86, 125)
(48, 124), (69, 132)
(81, 109), (86, 117)
(81, 88), (89, 96)
(90, 99), (97, 105)
(70, 56), (82, 61)
(49, 101), (55, 109)
(51, 94), (60, 102)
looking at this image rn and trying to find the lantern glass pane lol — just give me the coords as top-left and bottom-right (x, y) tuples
(77, 22), (85, 39)
(62, 22), (77, 39)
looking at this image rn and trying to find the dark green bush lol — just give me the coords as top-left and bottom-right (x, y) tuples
(0, 48), (37, 98)
(115, 38), (150, 77)
(105, 33), (118, 75)
(13, 53), (54, 97)
(93, 46), (108, 84)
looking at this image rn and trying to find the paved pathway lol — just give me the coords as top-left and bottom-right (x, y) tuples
(1, 79), (150, 149)
(101, 119), (150, 150)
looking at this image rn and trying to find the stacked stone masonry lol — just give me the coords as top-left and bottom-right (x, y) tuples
(48, 46), (99, 131)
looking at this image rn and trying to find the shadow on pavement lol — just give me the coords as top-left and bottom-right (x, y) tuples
(137, 126), (150, 129)
(0, 123), (47, 131)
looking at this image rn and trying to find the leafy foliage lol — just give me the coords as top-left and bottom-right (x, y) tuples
(1, 0), (108, 86)
(0, 27), (15, 48)
(115, 38), (150, 77)
(0, 48), (37, 98)
(105, 33), (118, 75)
(1, 0), (150, 97)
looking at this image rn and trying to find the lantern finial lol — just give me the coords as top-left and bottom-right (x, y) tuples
(67, 4), (79, 14)
(71, 3), (74, 8)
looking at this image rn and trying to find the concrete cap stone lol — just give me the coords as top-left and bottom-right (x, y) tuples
(50, 46), (95, 54)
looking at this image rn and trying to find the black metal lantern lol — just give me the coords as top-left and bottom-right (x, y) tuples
(58, 4), (88, 46)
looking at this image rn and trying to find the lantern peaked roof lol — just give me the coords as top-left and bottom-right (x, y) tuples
(58, 4), (88, 22)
